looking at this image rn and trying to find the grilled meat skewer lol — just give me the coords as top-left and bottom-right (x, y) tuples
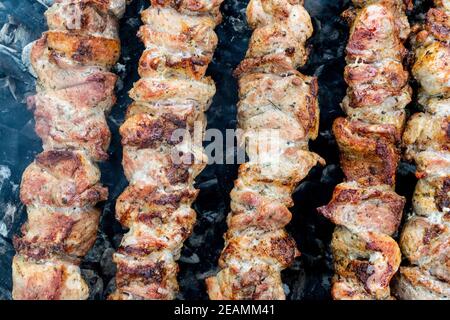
(108, 0), (223, 300)
(318, 0), (411, 300)
(394, 0), (450, 300)
(206, 0), (324, 300)
(12, 0), (126, 300)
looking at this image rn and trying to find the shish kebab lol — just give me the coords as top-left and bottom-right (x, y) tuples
(109, 0), (224, 300)
(394, 0), (450, 300)
(12, 0), (127, 300)
(318, 0), (412, 300)
(207, 0), (324, 300)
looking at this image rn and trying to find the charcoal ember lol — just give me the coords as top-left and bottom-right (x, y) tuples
(0, 76), (37, 128)
(195, 177), (218, 191)
(178, 268), (205, 300)
(398, 161), (417, 176)
(0, 202), (18, 239)
(84, 232), (113, 266)
(180, 248), (200, 265)
(21, 42), (37, 78)
(35, 1), (54, 8)
(0, 2), (47, 33)
(0, 165), (11, 190)
(0, 12), (40, 103)
(81, 269), (104, 301)
(320, 164), (344, 186)
(0, 126), (40, 176)
(0, 286), (11, 300)
(104, 278), (116, 300)
(111, 234), (123, 251)
(0, 163), (25, 241)
(186, 233), (205, 249)
(100, 248), (117, 278)
(0, 237), (14, 300)
(0, 16), (36, 52)
(0, 43), (29, 85)
(283, 263), (307, 300)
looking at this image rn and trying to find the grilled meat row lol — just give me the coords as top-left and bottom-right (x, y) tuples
(206, 0), (324, 300)
(108, 0), (223, 300)
(318, 0), (411, 300)
(12, 0), (126, 300)
(394, 0), (450, 300)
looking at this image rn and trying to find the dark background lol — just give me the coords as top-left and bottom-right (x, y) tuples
(0, 0), (429, 300)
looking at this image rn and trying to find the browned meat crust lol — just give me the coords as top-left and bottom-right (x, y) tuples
(12, 0), (125, 300)
(12, 255), (89, 300)
(206, 0), (324, 300)
(318, 182), (405, 235)
(333, 118), (401, 187)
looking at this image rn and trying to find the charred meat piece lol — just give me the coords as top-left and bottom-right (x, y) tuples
(331, 226), (401, 300)
(333, 117), (400, 187)
(110, 251), (179, 300)
(318, 182), (405, 236)
(14, 206), (100, 258)
(20, 150), (107, 208)
(12, 254), (88, 300)
(206, 264), (285, 300)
